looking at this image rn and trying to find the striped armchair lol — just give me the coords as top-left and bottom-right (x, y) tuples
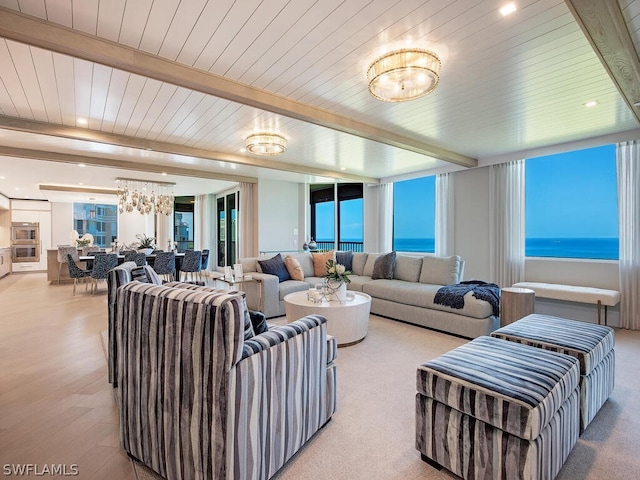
(114, 281), (337, 480)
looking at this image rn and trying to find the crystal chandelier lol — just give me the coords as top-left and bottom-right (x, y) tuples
(116, 178), (175, 216)
(367, 48), (441, 102)
(245, 133), (287, 156)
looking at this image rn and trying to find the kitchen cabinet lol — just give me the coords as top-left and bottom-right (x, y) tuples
(11, 200), (51, 272)
(0, 247), (10, 278)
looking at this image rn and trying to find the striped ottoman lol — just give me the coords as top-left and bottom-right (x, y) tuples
(491, 313), (615, 432)
(416, 336), (580, 480)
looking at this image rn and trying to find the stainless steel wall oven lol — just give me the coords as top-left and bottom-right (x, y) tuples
(11, 222), (40, 262)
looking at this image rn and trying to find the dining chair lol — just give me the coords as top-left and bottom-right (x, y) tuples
(90, 253), (118, 294)
(124, 251), (147, 266)
(153, 251), (176, 282)
(66, 253), (90, 295)
(57, 245), (79, 284)
(199, 249), (210, 283)
(180, 250), (202, 282)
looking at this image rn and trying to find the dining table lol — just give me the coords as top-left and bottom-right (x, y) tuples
(79, 252), (186, 281)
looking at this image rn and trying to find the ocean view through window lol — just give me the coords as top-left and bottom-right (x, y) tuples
(393, 176), (435, 252)
(311, 184), (363, 251)
(525, 144), (618, 260)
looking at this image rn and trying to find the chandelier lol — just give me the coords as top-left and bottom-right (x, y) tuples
(245, 133), (287, 156)
(367, 48), (441, 102)
(116, 178), (175, 216)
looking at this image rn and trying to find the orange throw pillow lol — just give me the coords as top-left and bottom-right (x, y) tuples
(284, 255), (304, 281)
(311, 250), (335, 277)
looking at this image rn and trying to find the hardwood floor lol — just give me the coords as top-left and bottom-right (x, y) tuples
(0, 272), (136, 479)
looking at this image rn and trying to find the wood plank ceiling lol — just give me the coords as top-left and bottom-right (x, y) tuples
(0, 0), (638, 201)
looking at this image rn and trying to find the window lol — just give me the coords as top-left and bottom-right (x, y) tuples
(310, 184), (363, 251)
(525, 144), (618, 260)
(174, 196), (194, 252)
(72, 203), (118, 248)
(393, 176), (436, 252)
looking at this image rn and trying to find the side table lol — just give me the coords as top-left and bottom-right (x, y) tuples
(500, 287), (535, 326)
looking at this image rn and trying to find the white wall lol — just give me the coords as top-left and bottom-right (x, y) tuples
(51, 202), (73, 245)
(257, 179), (300, 253)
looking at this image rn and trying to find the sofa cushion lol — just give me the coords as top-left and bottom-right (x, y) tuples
(279, 280), (311, 300)
(363, 253), (381, 277)
(372, 251), (396, 280)
(284, 255), (304, 281)
(335, 250), (354, 271)
(311, 250), (334, 276)
(362, 279), (494, 319)
(295, 251), (315, 277)
(258, 253), (291, 282)
(419, 255), (461, 285)
(347, 275), (372, 292)
(394, 255), (423, 282)
(351, 252), (368, 275)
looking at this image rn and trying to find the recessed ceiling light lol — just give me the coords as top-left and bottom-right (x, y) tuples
(340, 167), (346, 171)
(500, 3), (517, 16)
(77, 118), (87, 125)
(78, 182), (84, 185)
(78, 163), (86, 168)
(15, 187), (19, 190)
(0, 176), (5, 180)
(161, 172), (167, 176)
(584, 100), (599, 107)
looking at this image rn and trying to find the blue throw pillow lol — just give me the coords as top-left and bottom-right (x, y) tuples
(257, 253), (291, 282)
(335, 250), (353, 271)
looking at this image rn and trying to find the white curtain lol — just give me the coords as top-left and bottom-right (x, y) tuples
(155, 211), (174, 252)
(489, 160), (525, 287)
(435, 172), (454, 257)
(378, 183), (393, 252)
(616, 141), (640, 330)
(239, 182), (258, 258)
(194, 194), (210, 252)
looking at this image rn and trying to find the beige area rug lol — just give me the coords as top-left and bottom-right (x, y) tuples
(101, 316), (640, 480)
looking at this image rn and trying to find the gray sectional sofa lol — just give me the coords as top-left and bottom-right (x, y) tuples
(238, 251), (500, 339)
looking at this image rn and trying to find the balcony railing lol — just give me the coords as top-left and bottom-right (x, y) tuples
(315, 241), (363, 252)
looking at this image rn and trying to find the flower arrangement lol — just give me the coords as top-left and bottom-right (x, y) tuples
(325, 259), (351, 284)
(76, 238), (91, 247)
(135, 233), (156, 250)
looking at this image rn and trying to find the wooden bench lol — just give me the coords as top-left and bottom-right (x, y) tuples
(511, 282), (620, 326)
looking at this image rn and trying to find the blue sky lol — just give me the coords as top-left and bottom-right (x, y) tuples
(315, 199), (363, 241)
(393, 176), (436, 239)
(525, 144), (618, 238)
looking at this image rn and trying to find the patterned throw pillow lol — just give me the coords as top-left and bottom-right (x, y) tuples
(372, 251), (397, 280)
(284, 255), (304, 281)
(249, 310), (269, 335)
(311, 250), (335, 277)
(257, 253), (291, 282)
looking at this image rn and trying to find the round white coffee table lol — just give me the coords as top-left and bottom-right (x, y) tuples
(283, 290), (372, 347)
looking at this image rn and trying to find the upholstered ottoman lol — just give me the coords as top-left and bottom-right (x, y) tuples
(491, 313), (615, 432)
(416, 336), (580, 480)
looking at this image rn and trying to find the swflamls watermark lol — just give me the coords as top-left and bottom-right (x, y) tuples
(3, 464), (79, 476)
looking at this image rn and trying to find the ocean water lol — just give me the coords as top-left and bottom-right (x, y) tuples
(391, 237), (619, 260)
(525, 237), (618, 260)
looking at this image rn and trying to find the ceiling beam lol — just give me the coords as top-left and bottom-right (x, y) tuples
(0, 7), (477, 169)
(0, 145), (259, 184)
(566, 0), (640, 123)
(39, 184), (116, 195)
(0, 116), (379, 184)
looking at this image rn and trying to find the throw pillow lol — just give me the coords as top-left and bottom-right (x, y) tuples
(372, 251), (396, 280)
(284, 255), (304, 281)
(242, 298), (256, 340)
(143, 265), (163, 285)
(351, 252), (368, 275)
(249, 310), (269, 335)
(131, 266), (150, 283)
(311, 250), (335, 277)
(335, 250), (353, 271)
(257, 253), (291, 283)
